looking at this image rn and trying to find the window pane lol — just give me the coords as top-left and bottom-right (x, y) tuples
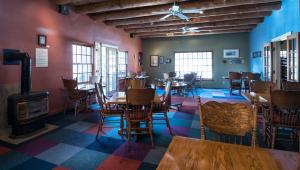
(174, 52), (213, 80)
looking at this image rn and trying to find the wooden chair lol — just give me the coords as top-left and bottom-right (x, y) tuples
(198, 97), (257, 146)
(264, 90), (300, 151)
(250, 81), (274, 93)
(242, 72), (251, 92)
(282, 81), (300, 91)
(129, 79), (146, 89)
(125, 88), (155, 147)
(95, 83), (124, 141)
(62, 77), (87, 116)
(229, 72), (242, 95)
(152, 80), (173, 135)
(183, 73), (196, 97)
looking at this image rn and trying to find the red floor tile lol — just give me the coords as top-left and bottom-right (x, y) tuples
(0, 146), (11, 155)
(96, 155), (141, 170)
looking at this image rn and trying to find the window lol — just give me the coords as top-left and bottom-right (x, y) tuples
(118, 51), (128, 78)
(174, 52), (213, 80)
(72, 44), (93, 83)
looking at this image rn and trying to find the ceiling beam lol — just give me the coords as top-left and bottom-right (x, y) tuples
(90, 0), (281, 21)
(102, 2), (280, 23)
(139, 29), (252, 38)
(133, 25), (256, 36)
(55, 0), (73, 5)
(106, 11), (271, 26)
(116, 13), (267, 30)
(125, 19), (263, 33)
(75, 0), (185, 14)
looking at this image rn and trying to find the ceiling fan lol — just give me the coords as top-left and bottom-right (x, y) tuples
(152, 2), (203, 21)
(181, 26), (200, 34)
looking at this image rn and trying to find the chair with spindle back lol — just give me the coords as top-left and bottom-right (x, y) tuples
(125, 88), (155, 147)
(95, 83), (124, 141)
(264, 90), (300, 151)
(152, 80), (173, 135)
(229, 72), (242, 95)
(282, 82), (300, 91)
(242, 72), (252, 92)
(250, 81), (274, 93)
(198, 97), (257, 147)
(62, 77), (87, 116)
(129, 79), (146, 89)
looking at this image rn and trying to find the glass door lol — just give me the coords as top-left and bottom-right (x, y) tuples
(263, 43), (273, 81)
(107, 47), (117, 93)
(287, 33), (299, 81)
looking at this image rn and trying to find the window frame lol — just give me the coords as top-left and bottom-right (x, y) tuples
(72, 44), (94, 84)
(174, 51), (214, 80)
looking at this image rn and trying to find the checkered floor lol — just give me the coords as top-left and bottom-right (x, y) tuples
(0, 89), (297, 170)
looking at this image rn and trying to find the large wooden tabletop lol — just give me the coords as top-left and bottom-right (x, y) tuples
(157, 136), (300, 170)
(106, 91), (161, 104)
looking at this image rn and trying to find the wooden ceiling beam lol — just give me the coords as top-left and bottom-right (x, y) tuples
(107, 11), (270, 26)
(90, 0), (281, 21)
(138, 29), (252, 38)
(74, 0), (186, 14)
(133, 25), (256, 36)
(125, 19), (262, 33)
(103, 2), (280, 24)
(116, 13), (267, 29)
(56, 0), (73, 5)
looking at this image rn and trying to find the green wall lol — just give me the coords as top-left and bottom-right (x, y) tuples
(141, 33), (250, 88)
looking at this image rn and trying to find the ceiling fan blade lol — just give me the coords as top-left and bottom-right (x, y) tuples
(160, 14), (172, 21)
(152, 11), (170, 14)
(189, 27), (199, 30)
(182, 9), (203, 14)
(176, 13), (190, 21)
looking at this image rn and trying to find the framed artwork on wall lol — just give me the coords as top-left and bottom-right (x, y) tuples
(252, 51), (262, 58)
(223, 49), (239, 58)
(37, 34), (47, 46)
(150, 55), (159, 67)
(165, 58), (171, 63)
(159, 56), (164, 64)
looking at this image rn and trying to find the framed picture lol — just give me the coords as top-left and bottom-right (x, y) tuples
(252, 51), (262, 58)
(159, 56), (164, 64)
(165, 58), (171, 63)
(150, 55), (159, 67)
(223, 49), (239, 58)
(38, 34), (47, 46)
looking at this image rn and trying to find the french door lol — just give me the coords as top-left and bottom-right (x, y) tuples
(287, 33), (299, 81)
(263, 43), (273, 82)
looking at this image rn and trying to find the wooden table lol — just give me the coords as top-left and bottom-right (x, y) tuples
(242, 92), (270, 104)
(157, 136), (300, 170)
(106, 92), (161, 105)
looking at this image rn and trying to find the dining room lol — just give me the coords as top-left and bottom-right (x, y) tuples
(0, 0), (300, 170)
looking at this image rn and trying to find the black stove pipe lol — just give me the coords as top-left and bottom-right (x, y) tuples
(8, 52), (32, 94)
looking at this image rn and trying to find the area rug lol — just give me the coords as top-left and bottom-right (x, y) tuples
(0, 124), (58, 145)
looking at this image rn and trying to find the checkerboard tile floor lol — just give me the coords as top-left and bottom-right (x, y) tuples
(0, 89), (298, 170)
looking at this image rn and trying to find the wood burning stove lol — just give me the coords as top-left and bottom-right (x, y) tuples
(6, 51), (49, 137)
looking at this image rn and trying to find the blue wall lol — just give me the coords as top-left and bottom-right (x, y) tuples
(249, 0), (300, 74)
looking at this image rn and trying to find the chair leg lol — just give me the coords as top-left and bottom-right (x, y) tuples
(271, 127), (276, 149)
(127, 122), (131, 149)
(298, 130), (300, 153)
(148, 121), (154, 147)
(96, 115), (103, 141)
(164, 112), (173, 136)
(74, 101), (78, 116)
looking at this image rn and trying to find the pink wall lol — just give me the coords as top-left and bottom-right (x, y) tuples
(0, 0), (142, 114)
